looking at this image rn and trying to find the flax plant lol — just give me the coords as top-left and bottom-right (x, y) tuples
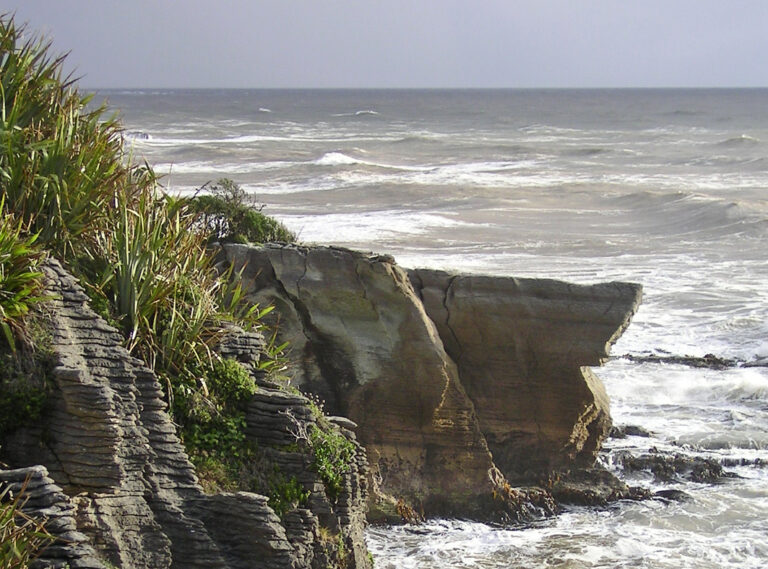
(0, 17), (124, 260)
(92, 170), (219, 376)
(0, 197), (46, 352)
(0, 15), (293, 493)
(0, 478), (53, 568)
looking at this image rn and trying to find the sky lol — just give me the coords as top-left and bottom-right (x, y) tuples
(4, 0), (768, 89)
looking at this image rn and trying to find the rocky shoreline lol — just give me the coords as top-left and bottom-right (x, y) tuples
(222, 243), (644, 520)
(2, 244), (646, 567)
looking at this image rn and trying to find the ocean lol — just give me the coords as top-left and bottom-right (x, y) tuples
(104, 88), (768, 568)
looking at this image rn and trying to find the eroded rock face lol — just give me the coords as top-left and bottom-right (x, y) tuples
(224, 244), (641, 518)
(409, 269), (642, 479)
(224, 244), (503, 519)
(0, 259), (371, 569)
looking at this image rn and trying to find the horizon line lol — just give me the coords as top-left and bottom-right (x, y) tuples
(85, 85), (768, 91)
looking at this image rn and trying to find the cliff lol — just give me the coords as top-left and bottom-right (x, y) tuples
(223, 243), (642, 519)
(0, 259), (371, 569)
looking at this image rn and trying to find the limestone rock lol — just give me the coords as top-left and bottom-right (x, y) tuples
(224, 244), (514, 518)
(224, 243), (641, 519)
(1, 258), (371, 568)
(409, 268), (642, 478)
(0, 465), (104, 569)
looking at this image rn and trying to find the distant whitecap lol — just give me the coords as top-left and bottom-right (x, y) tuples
(717, 134), (760, 147)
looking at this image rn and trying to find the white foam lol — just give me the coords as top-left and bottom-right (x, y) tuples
(314, 152), (361, 166)
(281, 211), (473, 244)
(332, 110), (380, 117)
(154, 160), (295, 175)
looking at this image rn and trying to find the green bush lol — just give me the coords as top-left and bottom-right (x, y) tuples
(206, 358), (258, 408)
(268, 473), (310, 518)
(0, 376), (47, 439)
(171, 359), (259, 492)
(187, 178), (296, 244)
(308, 424), (356, 500)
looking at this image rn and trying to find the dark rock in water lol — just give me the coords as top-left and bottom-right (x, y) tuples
(654, 489), (691, 502)
(0, 258), (372, 569)
(720, 457), (766, 468)
(622, 352), (738, 370)
(124, 130), (150, 140)
(223, 243), (642, 522)
(610, 425), (653, 439)
(549, 467), (650, 506)
(618, 452), (733, 483)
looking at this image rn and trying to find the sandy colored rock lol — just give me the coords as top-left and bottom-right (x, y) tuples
(225, 243), (641, 517)
(225, 244), (505, 517)
(409, 269), (642, 478)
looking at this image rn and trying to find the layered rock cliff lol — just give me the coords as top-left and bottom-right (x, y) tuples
(409, 269), (640, 479)
(0, 259), (371, 569)
(223, 243), (642, 519)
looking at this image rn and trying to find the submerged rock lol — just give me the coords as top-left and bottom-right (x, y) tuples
(617, 451), (735, 483)
(549, 467), (650, 506)
(610, 425), (654, 439)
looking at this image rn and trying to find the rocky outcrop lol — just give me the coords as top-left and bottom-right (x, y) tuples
(223, 244), (509, 519)
(223, 243), (641, 519)
(0, 259), (371, 569)
(409, 269), (642, 479)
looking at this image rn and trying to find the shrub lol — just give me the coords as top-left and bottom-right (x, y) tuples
(206, 358), (258, 408)
(187, 178), (296, 244)
(171, 358), (259, 493)
(0, 375), (47, 440)
(308, 424), (356, 500)
(268, 473), (310, 518)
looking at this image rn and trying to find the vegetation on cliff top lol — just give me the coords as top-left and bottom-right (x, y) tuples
(0, 12), (297, 504)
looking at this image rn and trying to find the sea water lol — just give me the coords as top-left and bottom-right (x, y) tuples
(105, 89), (768, 568)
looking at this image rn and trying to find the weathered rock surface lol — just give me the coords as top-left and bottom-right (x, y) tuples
(617, 451), (735, 484)
(0, 465), (103, 569)
(223, 243), (641, 519)
(0, 258), (371, 569)
(409, 269), (642, 479)
(223, 244), (507, 519)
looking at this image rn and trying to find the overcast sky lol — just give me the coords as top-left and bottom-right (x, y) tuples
(5, 0), (768, 89)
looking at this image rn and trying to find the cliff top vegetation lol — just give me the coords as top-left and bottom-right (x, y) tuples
(0, 13), (298, 558)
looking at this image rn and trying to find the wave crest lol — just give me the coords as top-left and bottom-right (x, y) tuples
(717, 134), (760, 147)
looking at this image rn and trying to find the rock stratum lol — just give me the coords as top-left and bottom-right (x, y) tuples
(224, 243), (642, 520)
(1, 259), (371, 569)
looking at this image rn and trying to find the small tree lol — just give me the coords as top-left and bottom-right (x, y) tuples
(188, 179), (296, 244)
